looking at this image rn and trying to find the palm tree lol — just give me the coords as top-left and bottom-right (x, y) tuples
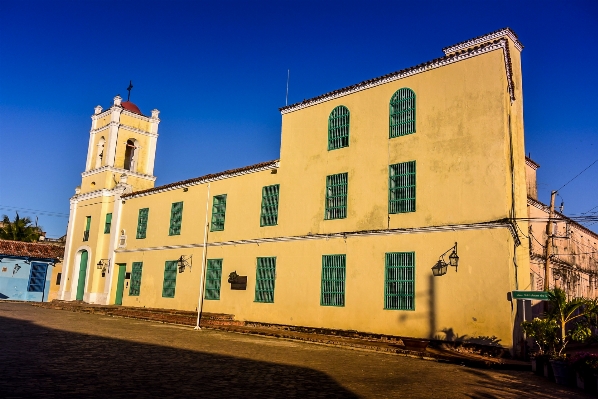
(0, 213), (42, 242)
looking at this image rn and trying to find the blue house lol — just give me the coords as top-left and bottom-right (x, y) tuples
(0, 239), (64, 302)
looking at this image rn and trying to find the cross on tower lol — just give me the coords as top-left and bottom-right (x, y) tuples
(126, 81), (133, 101)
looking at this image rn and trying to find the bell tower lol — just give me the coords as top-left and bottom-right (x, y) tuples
(81, 95), (160, 193)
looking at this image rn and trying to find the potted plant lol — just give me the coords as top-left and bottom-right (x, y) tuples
(570, 352), (598, 392)
(521, 317), (557, 375)
(544, 289), (596, 385)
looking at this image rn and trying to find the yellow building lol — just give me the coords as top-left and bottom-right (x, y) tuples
(58, 28), (532, 351)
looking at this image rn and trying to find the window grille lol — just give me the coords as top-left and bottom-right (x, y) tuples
(83, 216), (91, 241)
(205, 259), (223, 300)
(325, 173), (348, 220)
(255, 257), (276, 303)
(389, 88), (416, 138)
(260, 185), (280, 226)
(328, 106), (350, 150)
(211, 195), (227, 231)
(385, 252), (415, 310)
(136, 208), (149, 239)
(162, 260), (177, 298)
(104, 213), (112, 234)
(27, 262), (47, 292)
(321, 255), (346, 306)
(169, 202), (183, 236)
(389, 161), (416, 214)
(129, 262), (143, 296)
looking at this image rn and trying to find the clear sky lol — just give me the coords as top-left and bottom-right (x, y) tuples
(0, 0), (597, 237)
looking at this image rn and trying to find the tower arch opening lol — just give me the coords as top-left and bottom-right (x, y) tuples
(124, 139), (138, 172)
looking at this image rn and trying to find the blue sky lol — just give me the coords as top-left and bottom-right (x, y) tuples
(0, 0), (597, 237)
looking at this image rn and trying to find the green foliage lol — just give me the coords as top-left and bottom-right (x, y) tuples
(521, 317), (558, 355)
(0, 213), (41, 242)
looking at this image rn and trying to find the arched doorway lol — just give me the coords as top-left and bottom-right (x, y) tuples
(76, 250), (88, 301)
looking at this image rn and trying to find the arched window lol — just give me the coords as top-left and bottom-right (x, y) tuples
(389, 88), (415, 138)
(95, 137), (105, 169)
(328, 106), (350, 150)
(124, 139), (138, 171)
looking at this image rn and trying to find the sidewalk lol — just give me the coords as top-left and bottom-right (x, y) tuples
(31, 300), (530, 370)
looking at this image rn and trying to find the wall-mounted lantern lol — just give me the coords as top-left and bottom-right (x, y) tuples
(228, 271), (247, 290)
(13, 264), (21, 275)
(177, 255), (192, 273)
(97, 259), (111, 274)
(431, 242), (459, 277)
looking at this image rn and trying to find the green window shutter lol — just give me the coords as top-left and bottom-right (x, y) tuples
(210, 195), (227, 232)
(254, 257), (276, 303)
(104, 213), (112, 234)
(389, 88), (416, 138)
(328, 105), (350, 150)
(83, 216), (91, 241)
(325, 172), (348, 220)
(204, 259), (223, 300)
(169, 202), (183, 236)
(389, 161), (416, 214)
(129, 262), (143, 296)
(321, 254), (346, 307)
(385, 252), (415, 310)
(260, 184), (280, 226)
(162, 260), (178, 298)
(136, 208), (149, 239)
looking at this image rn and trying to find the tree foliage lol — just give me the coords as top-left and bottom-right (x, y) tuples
(0, 213), (41, 242)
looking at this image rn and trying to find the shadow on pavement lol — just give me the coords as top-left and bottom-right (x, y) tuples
(0, 315), (359, 398)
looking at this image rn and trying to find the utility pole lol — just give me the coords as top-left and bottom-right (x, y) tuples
(544, 190), (557, 291)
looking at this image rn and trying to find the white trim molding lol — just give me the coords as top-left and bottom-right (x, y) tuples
(442, 27), (523, 54)
(81, 165), (157, 182)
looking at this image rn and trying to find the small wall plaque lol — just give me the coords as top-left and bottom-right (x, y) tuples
(228, 271), (247, 290)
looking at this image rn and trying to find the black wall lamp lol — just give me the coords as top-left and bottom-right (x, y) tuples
(97, 259), (111, 273)
(431, 242), (459, 277)
(177, 255), (192, 273)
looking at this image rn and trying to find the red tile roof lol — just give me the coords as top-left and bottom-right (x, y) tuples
(0, 239), (64, 261)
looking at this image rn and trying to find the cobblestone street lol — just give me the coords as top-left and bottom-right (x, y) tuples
(0, 302), (589, 398)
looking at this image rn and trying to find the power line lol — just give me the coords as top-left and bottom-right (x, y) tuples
(556, 158), (598, 192)
(0, 205), (69, 218)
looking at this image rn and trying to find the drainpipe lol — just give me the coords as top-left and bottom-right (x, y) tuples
(195, 182), (211, 330)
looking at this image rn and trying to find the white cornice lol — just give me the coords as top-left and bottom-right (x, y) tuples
(81, 165), (157, 182)
(280, 39), (515, 115)
(121, 108), (152, 122)
(123, 161), (279, 199)
(73, 188), (115, 202)
(119, 124), (158, 138)
(116, 220), (517, 253)
(443, 28), (523, 54)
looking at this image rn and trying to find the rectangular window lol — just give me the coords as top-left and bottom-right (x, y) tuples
(162, 261), (178, 298)
(204, 259), (223, 300)
(129, 262), (143, 296)
(83, 216), (91, 241)
(260, 185), (280, 226)
(210, 195), (227, 231)
(321, 254), (346, 307)
(254, 257), (276, 303)
(385, 252), (415, 310)
(325, 173), (348, 220)
(389, 161), (416, 214)
(169, 202), (183, 236)
(27, 262), (47, 292)
(136, 208), (149, 239)
(56, 272), (62, 285)
(104, 213), (112, 234)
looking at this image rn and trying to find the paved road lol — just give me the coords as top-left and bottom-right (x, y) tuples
(0, 302), (589, 398)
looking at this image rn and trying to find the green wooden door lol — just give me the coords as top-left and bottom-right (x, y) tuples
(115, 264), (126, 305)
(76, 251), (88, 301)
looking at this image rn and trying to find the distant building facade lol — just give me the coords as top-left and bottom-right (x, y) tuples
(58, 29), (534, 351)
(525, 158), (598, 313)
(0, 239), (64, 302)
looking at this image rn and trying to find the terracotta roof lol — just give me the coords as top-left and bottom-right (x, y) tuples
(279, 28), (520, 114)
(0, 239), (64, 261)
(122, 159), (280, 199)
(121, 101), (143, 115)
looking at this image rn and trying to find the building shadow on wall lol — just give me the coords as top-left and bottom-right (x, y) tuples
(0, 316), (358, 398)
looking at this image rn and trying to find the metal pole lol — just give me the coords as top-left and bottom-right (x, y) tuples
(544, 191), (556, 291)
(195, 183), (211, 330)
